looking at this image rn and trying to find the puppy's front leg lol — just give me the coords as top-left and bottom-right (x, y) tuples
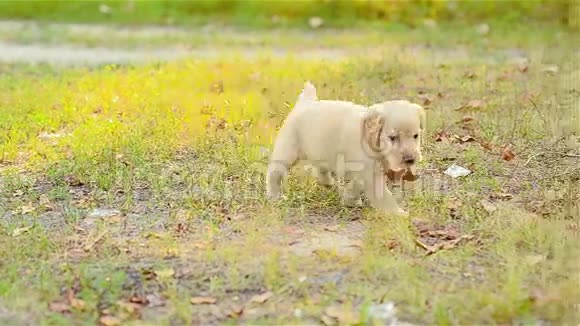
(342, 176), (363, 207)
(363, 169), (407, 216)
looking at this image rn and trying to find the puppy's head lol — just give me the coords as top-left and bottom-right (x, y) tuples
(363, 100), (425, 171)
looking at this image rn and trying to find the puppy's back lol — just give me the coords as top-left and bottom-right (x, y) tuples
(290, 100), (366, 161)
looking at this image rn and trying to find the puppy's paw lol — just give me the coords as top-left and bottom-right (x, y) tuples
(266, 191), (282, 201)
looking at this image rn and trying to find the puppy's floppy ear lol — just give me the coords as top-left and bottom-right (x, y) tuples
(362, 110), (385, 152)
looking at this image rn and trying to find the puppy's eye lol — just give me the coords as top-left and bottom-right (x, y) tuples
(388, 136), (398, 142)
(413, 134), (419, 139)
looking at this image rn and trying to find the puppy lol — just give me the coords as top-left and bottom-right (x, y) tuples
(266, 82), (425, 215)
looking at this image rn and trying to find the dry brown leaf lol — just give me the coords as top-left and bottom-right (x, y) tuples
(492, 192), (513, 200)
(49, 301), (71, 313)
(20, 202), (36, 215)
(384, 239), (399, 250)
(250, 291), (273, 304)
(226, 305), (244, 318)
(464, 71), (477, 79)
(323, 225), (340, 232)
(447, 198), (463, 211)
(12, 226), (32, 237)
(66, 289), (86, 310)
(411, 218), (431, 234)
(117, 301), (142, 315)
(99, 315), (121, 326)
(460, 116), (474, 124)
(434, 130), (449, 142)
(190, 296), (217, 305)
(501, 145), (516, 161)
(129, 295), (149, 305)
(415, 239), (443, 255)
(324, 306), (359, 324)
(480, 141), (494, 151)
(418, 94), (433, 106)
(457, 99), (484, 111)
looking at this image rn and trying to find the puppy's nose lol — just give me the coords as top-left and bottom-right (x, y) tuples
(403, 155), (415, 165)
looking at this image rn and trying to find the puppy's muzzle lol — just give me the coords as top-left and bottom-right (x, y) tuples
(402, 154), (417, 166)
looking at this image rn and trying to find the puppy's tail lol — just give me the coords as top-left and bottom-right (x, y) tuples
(297, 81), (317, 103)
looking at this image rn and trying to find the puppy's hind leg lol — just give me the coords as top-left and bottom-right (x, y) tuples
(266, 132), (299, 200)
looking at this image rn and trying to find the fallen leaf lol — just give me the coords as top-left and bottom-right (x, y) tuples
(64, 175), (84, 186)
(480, 141), (494, 151)
(457, 99), (484, 111)
(49, 301), (71, 313)
(427, 229), (460, 240)
(501, 145), (516, 161)
(461, 135), (475, 142)
(324, 306), (359, 324)
(480, 200), (497, 213)
(411, 219), (432, 235)
(226, 305), (244, 318)
(464, 71), (477, 79)
(99, 315), (121, 326)
(418, 94), (433, 106)
(129, 295), (149, 305)
(250, 291), (273, 304)
(434, 130), (449, 142)
(447, 198), (463, 211)
(66, 290), (86, 310)
(492, 191), (513, 200)
(12, 226), (32, 237)
(39, 194), (50, 205)
(323, 225), (340, 232)
(117, 301), (142, 315)
(415, 239), (443, 255)
(384, 239), (399, 250)
(190, 296), (217, 305)
(460, 116), (474, 124)
(20, 202), (36, 214)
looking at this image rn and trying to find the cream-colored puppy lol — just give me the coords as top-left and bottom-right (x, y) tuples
(266, 81), (425, 215)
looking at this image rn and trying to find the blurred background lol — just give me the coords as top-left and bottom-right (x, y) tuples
(0, 0), (575, 27)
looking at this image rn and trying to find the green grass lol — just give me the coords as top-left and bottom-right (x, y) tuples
(0, 0), (570, 28)
(0, 28), (579, 325)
